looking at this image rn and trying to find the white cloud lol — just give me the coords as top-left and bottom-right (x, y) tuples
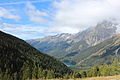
(26, 2), (50, 24)
(0, 7), (20, 21)
(0, 23), (56, 39)
(51, 0), (120, 33)
(48, 26), (79, 33)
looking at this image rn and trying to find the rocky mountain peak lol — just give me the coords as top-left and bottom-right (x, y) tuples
(75, 21), (118, 45)
(95, 20), (117, 32)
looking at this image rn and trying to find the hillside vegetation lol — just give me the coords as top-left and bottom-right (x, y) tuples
(0, 31), (72, 80)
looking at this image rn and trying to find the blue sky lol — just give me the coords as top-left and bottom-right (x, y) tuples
(0, 0), (120, 40)
(0, 0), (59, 40)
(0, 0), (54, 25)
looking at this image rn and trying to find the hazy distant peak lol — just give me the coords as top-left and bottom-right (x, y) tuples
(51, 33), (72, 38)
(95, 20), (117, 28)
(116, 24), (120, 33)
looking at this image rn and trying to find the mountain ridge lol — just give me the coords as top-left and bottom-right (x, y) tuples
(27, 21), (117, 58)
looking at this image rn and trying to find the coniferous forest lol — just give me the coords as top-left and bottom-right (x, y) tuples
(0, 31), (72, 80)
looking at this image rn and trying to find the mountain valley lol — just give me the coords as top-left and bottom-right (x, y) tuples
(27, 21), (120, 69)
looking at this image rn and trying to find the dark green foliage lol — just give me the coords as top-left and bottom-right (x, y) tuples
(79, 70), (87, 78)
(72, 72), (82, 78)
(89, 66), (100, 77)
(0, 31), (72, 80)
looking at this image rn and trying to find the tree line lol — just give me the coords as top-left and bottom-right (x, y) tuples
(64, 59), (120, 79)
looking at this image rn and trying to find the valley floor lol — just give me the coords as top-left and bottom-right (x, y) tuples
(34, 75), (120, 80)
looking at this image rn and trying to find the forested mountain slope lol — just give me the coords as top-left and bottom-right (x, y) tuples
(0, 31), (72, 80)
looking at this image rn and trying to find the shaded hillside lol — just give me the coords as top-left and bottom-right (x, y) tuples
(0, 31), (72, 80)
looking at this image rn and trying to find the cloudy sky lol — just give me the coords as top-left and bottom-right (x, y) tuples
(0, 0), (120, 40)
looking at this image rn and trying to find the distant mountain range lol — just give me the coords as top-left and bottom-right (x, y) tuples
(27, 21), (120, 70)
(27, 21), (117, 56)
(0, 31), (72, 79)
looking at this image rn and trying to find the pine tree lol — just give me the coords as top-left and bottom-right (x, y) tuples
(74, 72), (81, 78)
(46, 70), (55, 79)
(38, 68), (44, 79)
(91, 66), (100, 77)
(79, 70), (87, 78)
